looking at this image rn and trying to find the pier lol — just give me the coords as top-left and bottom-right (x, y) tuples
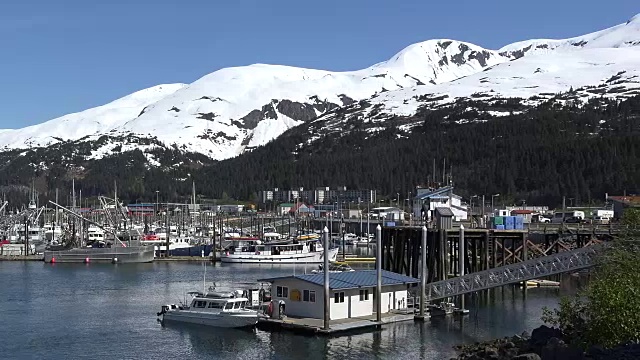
(379, 226), (604, 279)
(257, 312), (415, 335)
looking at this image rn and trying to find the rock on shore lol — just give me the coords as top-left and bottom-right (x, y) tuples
(453, 325), (640, 360)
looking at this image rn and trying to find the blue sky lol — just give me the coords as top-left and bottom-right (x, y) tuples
(0, 0), (637, 128)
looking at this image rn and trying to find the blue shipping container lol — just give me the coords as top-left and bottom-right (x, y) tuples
(495, 224), (505, 230)
(515, 216), (524, 230)
(504, 216), (515, 225)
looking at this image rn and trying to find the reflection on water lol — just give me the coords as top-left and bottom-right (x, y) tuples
(0, 261), (584, 359)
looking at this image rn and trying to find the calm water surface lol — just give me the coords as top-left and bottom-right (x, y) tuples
(0, 261), (583, 359)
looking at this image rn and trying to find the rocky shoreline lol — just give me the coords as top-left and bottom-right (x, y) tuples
(453, 325), (640, 360)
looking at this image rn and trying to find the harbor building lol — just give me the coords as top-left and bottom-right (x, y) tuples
(276, 203), (315, 216)
(607, 194), (640, 219)
(259, 270), (419, 320)
(412, 186), (468, 222)
(259, 187), (377, 205)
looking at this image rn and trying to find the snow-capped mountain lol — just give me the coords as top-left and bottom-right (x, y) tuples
(1, 14), (640, 161)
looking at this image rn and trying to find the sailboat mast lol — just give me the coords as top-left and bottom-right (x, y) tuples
(72, 179), (76, 211)
(55, 188), (59, 224)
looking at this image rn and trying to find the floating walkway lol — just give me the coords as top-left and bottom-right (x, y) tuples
(257, 312), (415, 335)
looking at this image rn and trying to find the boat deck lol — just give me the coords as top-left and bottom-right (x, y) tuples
(257, 311), (416, 335)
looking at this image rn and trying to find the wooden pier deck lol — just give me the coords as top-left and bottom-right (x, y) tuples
(257, 311), (416, 335)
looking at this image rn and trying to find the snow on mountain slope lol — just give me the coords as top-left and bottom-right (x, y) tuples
(1, 14), (640, 162)
(0, 84), (185, 149)
(116, 41), (508, 159)
(360, 47), (640, 120)
(0, 40), (507, 159)
(499, 13), (640, 58)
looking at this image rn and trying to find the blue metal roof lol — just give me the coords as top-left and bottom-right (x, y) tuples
(258, 270), (419, 290)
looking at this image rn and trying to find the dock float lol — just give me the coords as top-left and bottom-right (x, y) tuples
(154, 256), (214, 262)
(256, 312), (415, 335)
(0, 255), (44, 261)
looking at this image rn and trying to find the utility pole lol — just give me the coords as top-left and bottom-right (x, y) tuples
(323, 226), (330, 331)
(562, 196), (566, 229)
(432, 158), (436, 185)
(442, 158), (446, 185)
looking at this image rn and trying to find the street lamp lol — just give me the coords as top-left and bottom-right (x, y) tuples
(155, 190), (159, 225)
(491, 194), (500, 214)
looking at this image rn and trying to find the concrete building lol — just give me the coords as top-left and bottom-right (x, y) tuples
(412, 186), (468, 222)
(259, 270), (419, 320)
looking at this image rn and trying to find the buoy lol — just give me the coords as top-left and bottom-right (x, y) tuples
(51, 257), (56, 263)
(84, 257), (90, 263)
(112, 257), (118, 264)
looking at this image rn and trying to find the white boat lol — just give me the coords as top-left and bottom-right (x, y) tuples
(87, 226), (106, 244)
(158, 293), (259, 328)
(43, 223), (63, 242)
(220, 238), (338, 264)
(154, 236), (193, 253)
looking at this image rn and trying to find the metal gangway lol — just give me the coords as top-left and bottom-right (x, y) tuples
(424, 245), (601, 302)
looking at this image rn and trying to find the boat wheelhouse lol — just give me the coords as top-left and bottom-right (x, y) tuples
(158, 294), (259, 328)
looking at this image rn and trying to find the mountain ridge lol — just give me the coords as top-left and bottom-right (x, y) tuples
(1, 14), (639, 161)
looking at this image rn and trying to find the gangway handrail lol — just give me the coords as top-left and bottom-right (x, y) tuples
(424, 244), (602, 302)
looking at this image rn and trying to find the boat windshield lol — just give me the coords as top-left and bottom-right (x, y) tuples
(207, 301), (224, 309)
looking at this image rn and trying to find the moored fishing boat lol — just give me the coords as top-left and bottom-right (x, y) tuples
(157, 292), (260, 328)
(220, 238), (338, 264)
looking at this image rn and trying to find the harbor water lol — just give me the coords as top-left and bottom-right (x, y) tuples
(0, 261), (584, 359)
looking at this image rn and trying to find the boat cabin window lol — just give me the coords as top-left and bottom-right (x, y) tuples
(194, 300), (207, 308)
(232, 301), (241, 309)
(207, 302), (224, 309)
(223, 302), (234, 310)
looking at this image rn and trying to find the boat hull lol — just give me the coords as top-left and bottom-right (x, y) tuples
(162, 310), (259, 328)
(168, 244), (214, 257)
(43, 246), (155, 263)
(220, 248), (339, 264)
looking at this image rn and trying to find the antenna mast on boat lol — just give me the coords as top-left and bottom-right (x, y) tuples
(72, 179), (76, 211)
(192, 181), (196, 210)
(203, 261), (206, 295)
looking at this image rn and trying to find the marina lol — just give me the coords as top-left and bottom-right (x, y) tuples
(0, 260), (588, 359)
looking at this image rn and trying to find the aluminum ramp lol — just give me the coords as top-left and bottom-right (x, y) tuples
(425, 245), (601, 302)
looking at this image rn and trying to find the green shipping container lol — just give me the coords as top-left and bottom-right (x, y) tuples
(493, 216), (504, 225)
